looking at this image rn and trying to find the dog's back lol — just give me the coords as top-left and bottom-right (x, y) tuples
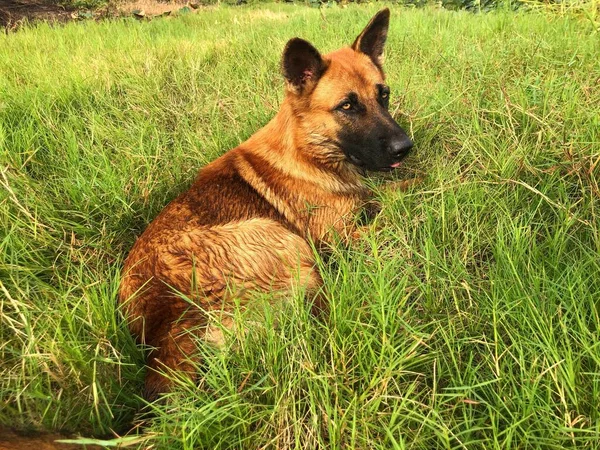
(119, 8), (413, 400)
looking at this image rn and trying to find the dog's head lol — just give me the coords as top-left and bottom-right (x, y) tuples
(281, 8), (413, 172)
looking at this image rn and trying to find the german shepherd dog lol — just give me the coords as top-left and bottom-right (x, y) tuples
(119, 8), (413, 401)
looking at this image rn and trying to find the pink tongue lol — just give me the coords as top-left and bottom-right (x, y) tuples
(391, 162), (401, 168)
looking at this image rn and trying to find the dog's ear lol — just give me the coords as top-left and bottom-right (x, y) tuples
(282, 38), (326, 95)
(352, 8), (390, 69)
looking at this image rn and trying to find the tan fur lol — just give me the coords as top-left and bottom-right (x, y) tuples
(118, 9), (408, 400)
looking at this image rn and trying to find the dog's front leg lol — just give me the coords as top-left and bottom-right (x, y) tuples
(350, 177), (423, 241)
(386, 177), (423, 192)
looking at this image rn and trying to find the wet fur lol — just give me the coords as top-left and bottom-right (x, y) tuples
(119, 9), (412, 401)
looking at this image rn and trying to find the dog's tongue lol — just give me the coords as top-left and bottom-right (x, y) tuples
(391, 162), (402, 168)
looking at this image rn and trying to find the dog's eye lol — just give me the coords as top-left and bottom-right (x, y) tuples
(341, 102), (352, 111)
(378, 87), (390, 109)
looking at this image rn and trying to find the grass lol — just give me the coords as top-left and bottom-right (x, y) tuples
(1, 3), (599, 448)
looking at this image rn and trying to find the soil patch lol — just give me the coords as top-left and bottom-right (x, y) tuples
(0, 428), (103, 450)
(0, 0), (75, 30)
(0, 0), (195, 31)
(119, 0), (189, 16)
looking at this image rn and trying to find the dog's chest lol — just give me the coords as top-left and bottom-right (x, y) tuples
(293, 191), (363, 243)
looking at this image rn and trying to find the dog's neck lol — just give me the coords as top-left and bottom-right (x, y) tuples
(242, 97), (364, 194)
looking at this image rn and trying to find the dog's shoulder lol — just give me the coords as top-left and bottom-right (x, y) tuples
(163, 150), (295, 231)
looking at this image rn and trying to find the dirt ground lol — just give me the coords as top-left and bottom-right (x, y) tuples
(0, 0), (193, 30)
(0, 0), (76, 29)
(0, 428), (103, 450)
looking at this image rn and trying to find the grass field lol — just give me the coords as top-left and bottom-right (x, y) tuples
(1, 3), (599, 448)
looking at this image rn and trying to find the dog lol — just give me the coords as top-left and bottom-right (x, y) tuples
(118, 8), (413, 401)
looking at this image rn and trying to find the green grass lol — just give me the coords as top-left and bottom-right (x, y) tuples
(1, 3), (599, 448)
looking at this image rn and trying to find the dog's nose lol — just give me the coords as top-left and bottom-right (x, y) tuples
(388, 136), (413, 158)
